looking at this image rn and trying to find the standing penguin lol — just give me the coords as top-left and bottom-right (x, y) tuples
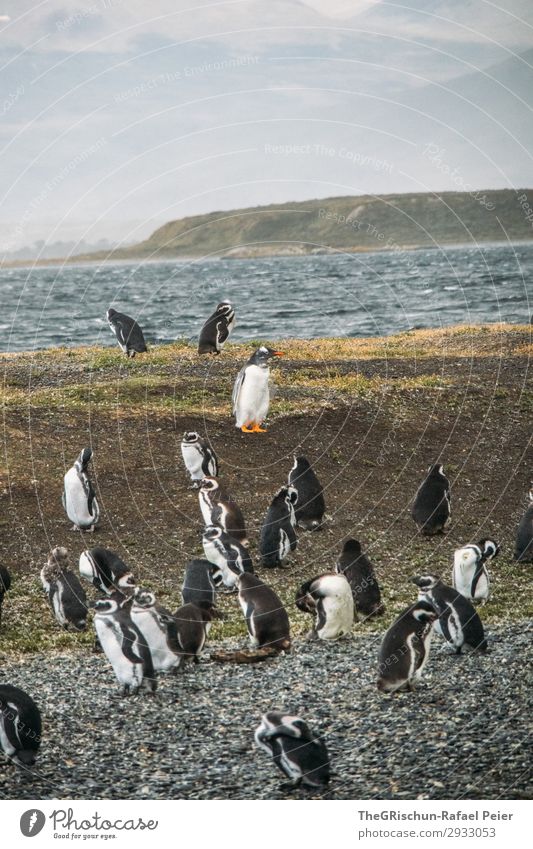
(0, 565), (11, 630)
(412, 574), (487, 653)
(79, 547), (136, 595)
(130, 588), (180, 674)
(288, 456), (326, 530)
(254, 712), (330, 791)
(0, 685), (42, 767)
(181, 558), (222, 607)
(295, 574), (354, 640)
(92, 594), (157, 696)
(107, 308), (148, 358)
(260, 485), (298, 567)
(377, 600), (438, 693)
(40, 546), (88, 632)
(335, 539), (384, 617)
(181, 431), (218, 486)
(452, 538), (499, 604)
(63, 447), (100, 532)
(202, 525), (253, 589)
(198, 301), (235, 354)
(171, 602), (215, 670)
(232, 345), (284, 433)
(515, 486), (533, 562)
(238, 572), (291, 652)
(411, 463), (451, 535)
(198, 477), (248, 544)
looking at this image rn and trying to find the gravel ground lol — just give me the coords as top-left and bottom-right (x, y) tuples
(1, 623), (531, 800)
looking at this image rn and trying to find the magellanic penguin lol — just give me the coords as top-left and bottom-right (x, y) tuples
(198, 477), (248, 544)
(202, 525), (253, 589)
(40, 547), (88, 632)
(260, 485), (298, 567)
(411, 463), (451, 535)
(0, 685), (42, 767)
(238, 572), (291, 652)
(79, 547), (136, 595)
(254, 712), (330, 791)
(411, 574), (487, 654)
(198, 301), (235, 354)
(181, 431), (218, 486)
(0, 565), (11, 630)
(452, 538), (499, 604)
(515, 486), (533, 562)
(171, 602), (215, 670)
(295, 574), (354, 640)
(63, 447), (100, 532)
(232, 345), (284, 433)
(92, 594), (157, 696)
(288, 456), (326, 530)
(335, 539), (384, 618)
(130, 588), (180, 674)
(107, 308), (148, 358)
(377, 600), (438, 693)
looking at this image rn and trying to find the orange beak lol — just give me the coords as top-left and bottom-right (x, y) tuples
(272, 351), (284, 357)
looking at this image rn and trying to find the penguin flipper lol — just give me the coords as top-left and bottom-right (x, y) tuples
(232, 368), (246, 414)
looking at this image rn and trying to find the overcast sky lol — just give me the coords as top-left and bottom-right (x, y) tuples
(1, 0), (532, 251)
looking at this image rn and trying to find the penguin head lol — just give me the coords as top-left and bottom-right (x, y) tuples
(454, 544), (481, 571)
(91, 598), (120, 615)
(427, 462), (445, 478)
(342, 538), (362, 556)
(75, 447), (93, 472)
(216, 301), (233, 315)
(411, 599), (438, 622)
(106, 308), (117, 321)
(48, 546), (69, 571)
(477, 538), (499, 561)
(200, 476), (219, 494)
(133, 587), (156, 609)
(286, 485), (298, 506)
(203, 525), (223, 542)
(411, 574), (439, 591)
(116, 572), (137, 591)
(250, 346), (284, 366)
(292, 455), (311, 473)
(182, 431), (200, 444)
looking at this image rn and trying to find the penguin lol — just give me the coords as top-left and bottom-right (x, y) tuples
(515, 486), (533, 562)
(79, 547), (136, 595)
(377, 599), (438, 693)
(334, 539), (384, 617)
(130, 587), (180, 674)
(0, 685), (42, 767)
(92, 594), (157, 696)
(411, 463), (451, 535)
(63, 447), (100, 531)
(452, 538), (499, 604)
(202, 525), (253, 589)
(232, 345), (284, 432)
(198, 476), (248, 544)
(181, 558), (222, 607)
(107, 308), (148, 358)
(259, 485), (298, 567)
(295, 574), (354, 640)
(181, 431), (218, 486)
(411, 574), (488, 654)
(0, 565), (11, 630)
(288, 456), (326, 530)
(238, 572), (291, 652)
(171, 602), (215, 669)
(198, 300), (235, 354)
(254, 712), (330, 791)
(40, 546), (88, 632)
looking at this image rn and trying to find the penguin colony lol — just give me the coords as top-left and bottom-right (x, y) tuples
(0, 300), (530, 793)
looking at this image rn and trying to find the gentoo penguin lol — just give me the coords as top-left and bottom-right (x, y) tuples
(0, 565), (11, 629)
(295, 574), (354, 640)
(411, 463), (451, 535)
(79, 547), (136, 595)
(181, 431), (218, 486)
(107, 308), (147, 358)
(130, 588), (180, 674)
(63, 447), (100, 531)
(335, 539), (384, 617)
(288, 456), (326, 530)
(40, 546), (88, 632)
(92, 594), (157, 696)
(515, 487), (533, 562)
(0, 685), (42, 767)
(181, 558), (222, 607)
(237, 572), (291, 652)
(452, 538), (499, 604)
(198, 476), (248, 544)
(412, 574), (487, 654)
(260, 485), (298, 567)
(254, 712), (330, 791)
(377, 600), (438, 693)
(202, 525), (253, 589)
(171, 602), (215, 669)
(232, 345), (284, 433)
(198, 301), (235, 354)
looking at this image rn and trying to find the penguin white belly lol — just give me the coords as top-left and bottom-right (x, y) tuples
(0, 720), (16, 757)
(199, 493), (214, 526)
(182, 444), (203, 480)
(52, 584), (67, 627)
(473, 571), (490, 602)
(96, 619), (140, 687)
(279, 528), (291, 560)
(131, 610), (177, 672)
(64, 469), (95, 527)
(317, 593), (354, 640)
(235, 366), (269, 427)
(452, 565), (472, 600)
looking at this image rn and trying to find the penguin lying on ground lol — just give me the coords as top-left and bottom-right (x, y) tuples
(412, 574), (488, 653)
(107, 308), (147, 358)
(202, 525), (253, 589)
(288, 456), (326, 530)
(232, 345), (284, 432)
(181, 431), (218, 486)
(92, 594), (157, 696)
(198, 301), (235, 354)
(254, 712), (330, 791)
(335, 539), (384, 617)
(63, 447), (100, 532)
(199, 477), (248, 545)
(295, 574), (354, 640)
(181, 558), (222, 607)
(452, 538), (499, 604)
(40, 547), (88, 632)
(377, 600), (438, 693)
(411, 463), (451, 535)
(515, 486), (533, 562)
(0, 565), (11, 629)
(79, 547), (137, 595)
(130, 588), (180, 674)
(238, 572), (291, 652)
(171, 602), (215, 670)
(260, 485), (298, 567)
(0, 685), (42, 767)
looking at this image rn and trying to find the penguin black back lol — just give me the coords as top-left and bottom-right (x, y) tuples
(107, 308), (148, 357)
(515, 488), (533, 562)
(254, 712), (330, 790)
(0, 684), (42, 766)
(238, 572), (291, 652)
(181, 558), (222, 607)
(335, 539), (384, 617)
(259, 486), (298, 567)
(79, 547), (136, 594)
(198, 301), (235, 354)
(0, 565), (11, 629)
(411, 463), (451, 535)
(288, 456), (325, 530)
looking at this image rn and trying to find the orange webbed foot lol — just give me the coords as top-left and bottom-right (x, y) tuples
(252, 423), (268, 433)
(241, 425), (254, 433)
